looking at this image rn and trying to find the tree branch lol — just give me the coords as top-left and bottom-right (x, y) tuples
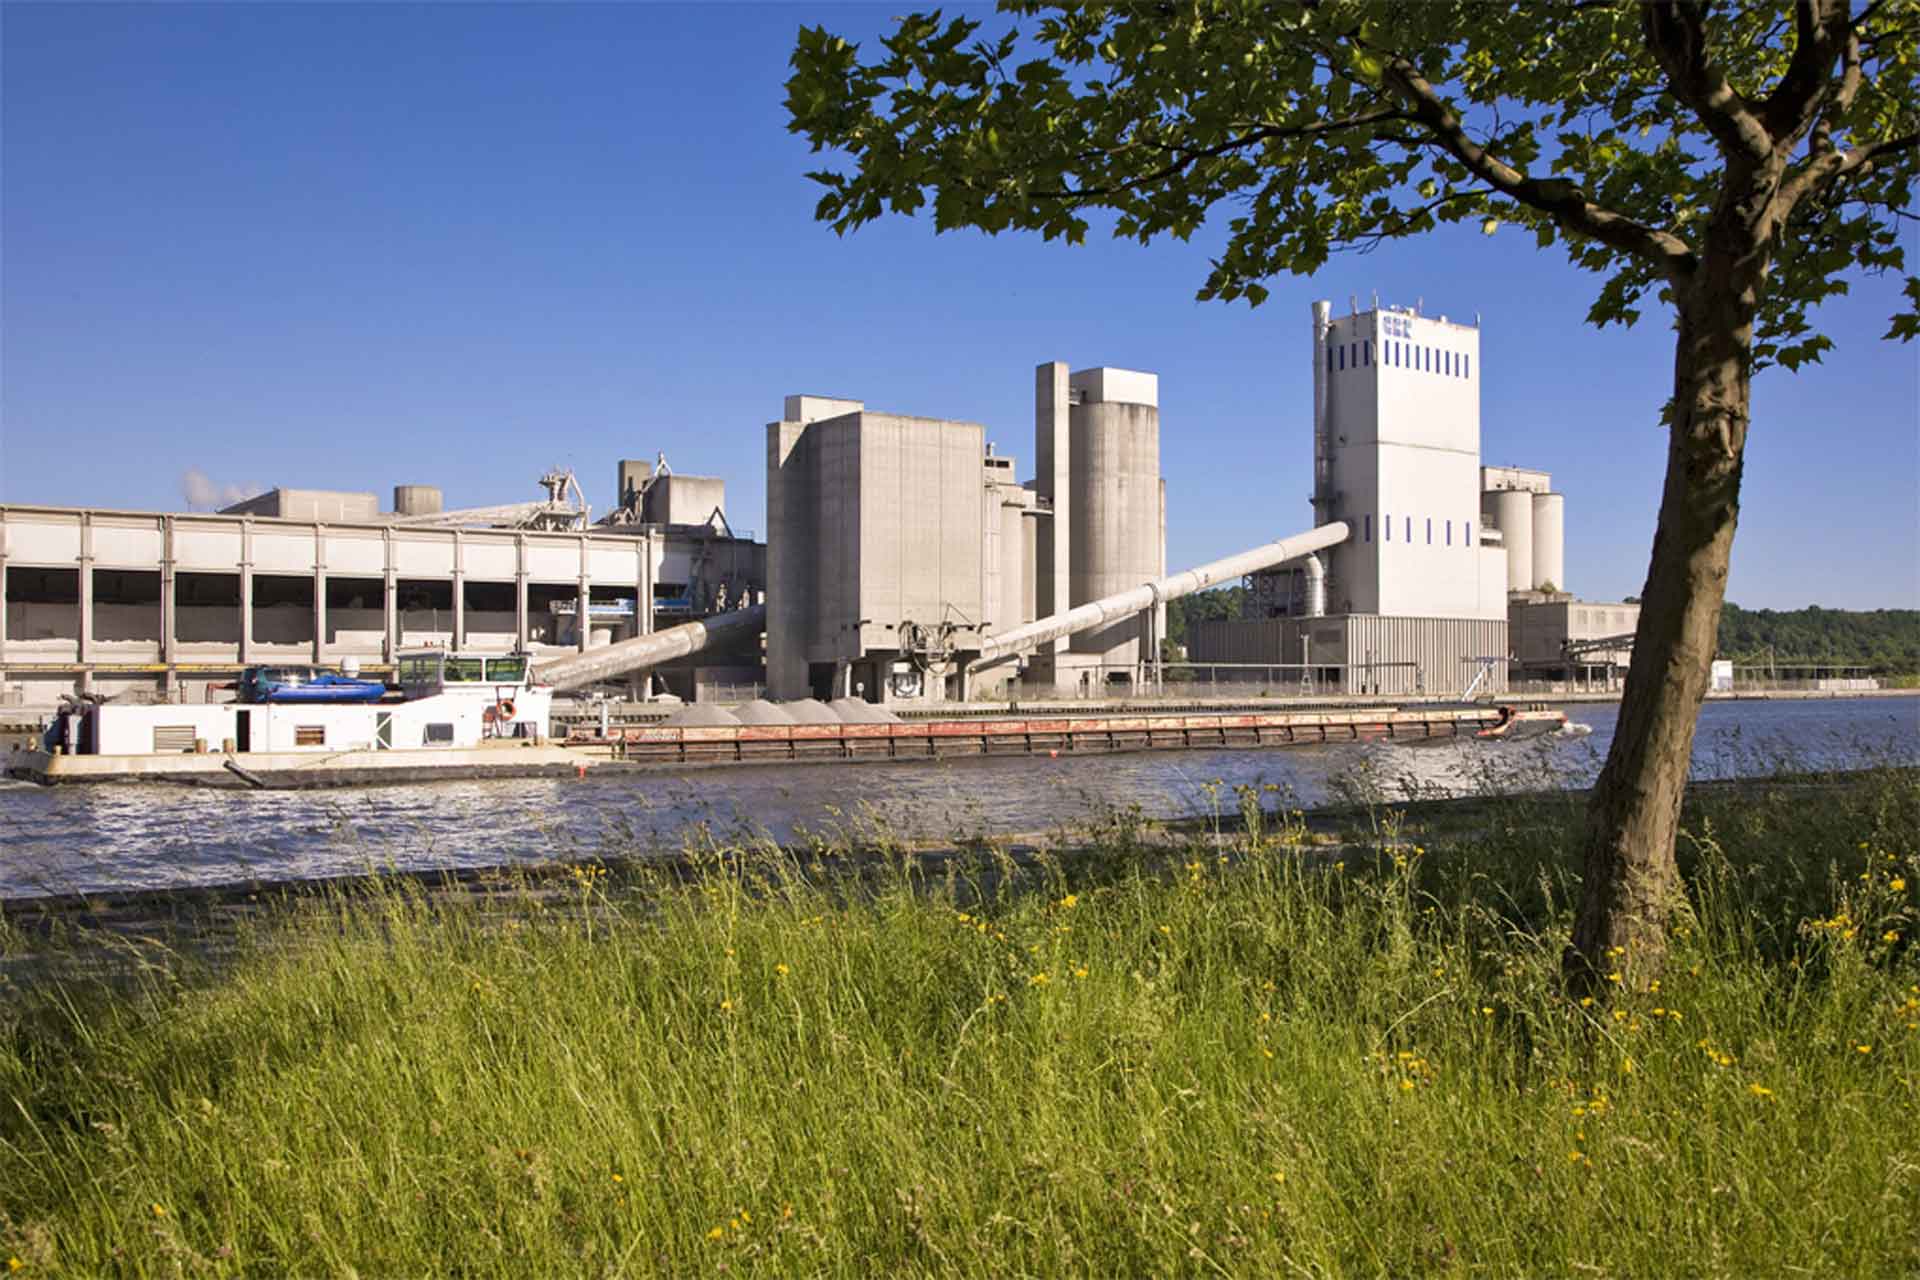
(1780, 130), (1920, 207)
(1641, 0), (1774, 163)
(1031, 109), (1409, 203)
(1379, 56), (1696, 278)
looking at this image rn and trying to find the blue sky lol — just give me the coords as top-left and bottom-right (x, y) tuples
(4, 2), (1915, 610)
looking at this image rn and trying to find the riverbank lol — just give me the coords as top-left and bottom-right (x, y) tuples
(2, 767), (1914, 1275)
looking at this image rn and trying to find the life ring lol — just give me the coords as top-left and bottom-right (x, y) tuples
(497, 698), (516, 720)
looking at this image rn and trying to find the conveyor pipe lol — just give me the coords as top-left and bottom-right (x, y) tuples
(533, 605), (765, 691)
(977, 523), (1349, 662)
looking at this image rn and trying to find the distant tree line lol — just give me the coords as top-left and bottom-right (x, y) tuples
(1167, 590), (1918, 670)
(1716, 603), (1919, 668)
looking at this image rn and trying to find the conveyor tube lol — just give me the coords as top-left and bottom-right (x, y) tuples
(533, 605), (766, 691)
(977, 523), (1349, 662)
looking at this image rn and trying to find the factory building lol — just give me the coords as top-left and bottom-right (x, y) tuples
(1194, 299), (1509, 695)
(0, 466), (765, 707)
(764, 365), (1166, 704)
(1482, 465), (1641, 685)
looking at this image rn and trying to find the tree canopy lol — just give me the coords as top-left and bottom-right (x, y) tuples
(788, 1), (1916, 369)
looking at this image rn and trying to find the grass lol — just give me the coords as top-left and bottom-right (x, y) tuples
(1, 767), (1916, 1276)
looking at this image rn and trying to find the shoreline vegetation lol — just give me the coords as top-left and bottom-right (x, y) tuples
(2, 768), (1916, 1274)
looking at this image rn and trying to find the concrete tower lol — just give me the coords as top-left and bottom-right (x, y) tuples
(1313, 300), (1505, 622)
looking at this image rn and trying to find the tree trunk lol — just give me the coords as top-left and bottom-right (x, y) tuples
(1566, 264), (1758, 995)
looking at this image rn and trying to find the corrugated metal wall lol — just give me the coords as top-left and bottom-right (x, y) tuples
(1188, 615), (1508, 696)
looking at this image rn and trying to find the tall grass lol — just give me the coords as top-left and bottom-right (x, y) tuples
(2, 768), (1915, 1276)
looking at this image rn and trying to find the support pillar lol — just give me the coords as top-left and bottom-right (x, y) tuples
(160, 517), (178, 697)
(78, 512), (95, 693)
(311, 524), (327, 665)
(382, 527), (397, 663)
(514, 534), (529, 652)
(575, 534), (591, 653)
(238, 520), (254, 665)
(0, 541), (9, 688)
(451, 530), (466, 651)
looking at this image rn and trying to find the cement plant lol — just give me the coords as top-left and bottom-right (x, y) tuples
(3, 298), (1663, 784)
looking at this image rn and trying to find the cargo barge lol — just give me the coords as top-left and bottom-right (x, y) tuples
(4, 666), (1563, 787)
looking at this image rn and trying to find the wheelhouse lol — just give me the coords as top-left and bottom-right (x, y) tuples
(395, 651), (535, 701)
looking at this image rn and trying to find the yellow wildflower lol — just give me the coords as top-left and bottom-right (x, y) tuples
(1074, 967), (1089, 979)
(1271, 1170), (1286, 1185)
(1856, 1043), (1873, 1055)
(1884, 932), (1901, 944)
(1748, 1083), (1774, 1099)
(151, 1204), (167, 1218)
(611, 1173), (623, 1184)
(1029, 971), (1050, 986)
(720, 998), (734, 1012)
(1892, 878), (1907, 892)
(8, 1258), (22, 1273)
(707, 1226), (725, 1241)
(775, 963), (790, 977)
(1059, 893), (1078, 909)
(1481, 1006), (1494, 1016)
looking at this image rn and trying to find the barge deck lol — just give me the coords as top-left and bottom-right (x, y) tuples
(7, 703), (1515, 787)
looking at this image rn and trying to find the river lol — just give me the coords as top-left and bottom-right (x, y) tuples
(3, 696), (1914, 899)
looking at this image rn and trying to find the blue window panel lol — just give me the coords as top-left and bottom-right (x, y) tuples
(1327, 348), (1335, 372)
(1338, 345), (1345, 370)
(1385, 513), (1391, 542)
(1364, 340), (1372, 365)
(1446, 520), (1452, 546)
(1466, 521), (1473, 545)
(1465, 354), (1470, 377)
(1427, 518), (1433, 544)
(1364, 514), (1372, 542)
(1405, 516), (1412, 542)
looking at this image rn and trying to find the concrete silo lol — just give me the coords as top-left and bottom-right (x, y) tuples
(1531, 492), (1565, 592)
(1066, 368), (1161, 671)
(1487, 489), (1534, 593)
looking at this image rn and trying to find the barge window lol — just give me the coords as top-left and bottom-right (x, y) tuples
(443, 657), (485, 683)
(485, 657), (528, 683)
(425, 722), (455, 744)
(294, 725), (325, 746)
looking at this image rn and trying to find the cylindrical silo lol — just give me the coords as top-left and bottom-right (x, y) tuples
(1489, 489), (1533, 593)
(1069, 399), (1161, 663)
(1531, 492), (1565, 592)
(393, 485), (443, 517)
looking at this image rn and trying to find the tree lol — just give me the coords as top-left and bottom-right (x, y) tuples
(785, 1), (1918, 990)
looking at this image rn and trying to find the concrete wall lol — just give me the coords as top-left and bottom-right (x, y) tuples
(1318, 306), (1495, 621)
(643, 474), (727, 528)
(221, 488), (382, 522)
(765, 406), (992, 700)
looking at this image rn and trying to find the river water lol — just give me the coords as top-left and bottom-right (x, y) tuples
(3, 696), (1914, 899)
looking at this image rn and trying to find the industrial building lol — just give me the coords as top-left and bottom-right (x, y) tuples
(0, 464), (764, 707)
(1191, 299), (1640, 695)
(764, 365), (1166, 704)
(6, 294), (1639, 713)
